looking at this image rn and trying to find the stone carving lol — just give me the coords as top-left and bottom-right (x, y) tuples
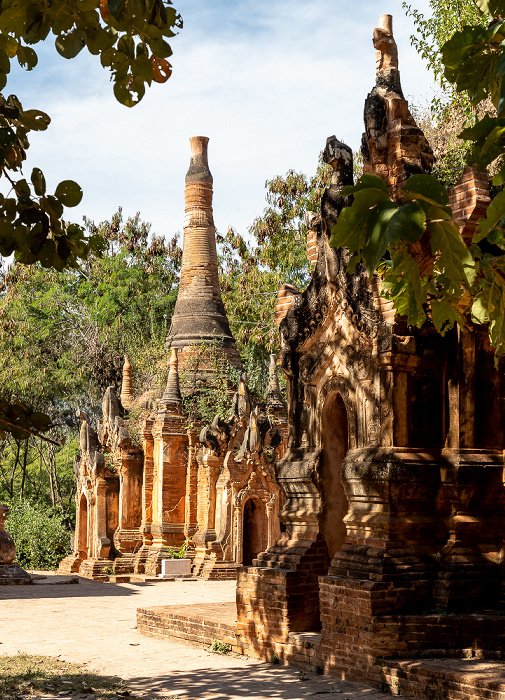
(120, 356), (133, 408)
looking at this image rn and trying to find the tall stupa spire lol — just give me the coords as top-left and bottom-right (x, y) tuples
(166, 137), (241, 372)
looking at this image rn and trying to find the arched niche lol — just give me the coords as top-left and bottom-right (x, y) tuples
(242, 496), (265, 566)
(320, 391), (349, 560)
(77, 493), (89, 559)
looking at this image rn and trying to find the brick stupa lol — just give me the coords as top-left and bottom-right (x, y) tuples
(166, 137), (242, 378)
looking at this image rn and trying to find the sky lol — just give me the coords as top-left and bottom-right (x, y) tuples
(4, 0), (436, 244)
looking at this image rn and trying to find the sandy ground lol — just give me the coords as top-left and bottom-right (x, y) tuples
(0, 573), (388, 700)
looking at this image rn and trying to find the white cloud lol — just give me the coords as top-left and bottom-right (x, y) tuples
(5, 0), (435, 241)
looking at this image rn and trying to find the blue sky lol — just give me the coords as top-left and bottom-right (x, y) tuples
(4, 0), (435, 243)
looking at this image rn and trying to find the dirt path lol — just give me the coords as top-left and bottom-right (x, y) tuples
(0, 573), (387, 700)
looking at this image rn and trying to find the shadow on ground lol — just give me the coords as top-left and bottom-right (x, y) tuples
(127, 665), (383, 699)
(0, 577), (165, 601)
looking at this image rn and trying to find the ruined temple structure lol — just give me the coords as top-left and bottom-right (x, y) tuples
(235, 14), (505, 689)
(192, 356), (287, 578)
(59, 138), (287, 581)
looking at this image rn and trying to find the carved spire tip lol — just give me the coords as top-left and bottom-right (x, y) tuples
(160, 346), (183, 406)
(378, 14), (393, 33)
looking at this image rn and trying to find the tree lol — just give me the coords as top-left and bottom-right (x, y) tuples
(330, 0), (505, 356)
(0, 0), (181, 268)
(0, 210), (181, 508)
(403, 0), (484, 83)
(0, 0), (182, 441)
(218, 158), (333, 396)
(3, 499), (71, 569)
(404, 0), (499, 190)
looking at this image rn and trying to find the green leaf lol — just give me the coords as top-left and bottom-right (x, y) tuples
(131, 54), (153, 82)
(330, 186), (391, 251)
(31, 167), (46, 196)
(147, 36), (173, 58)
(55, 29), (87, 59)
(430, 298), (462, 333)
(383, 248), (427, 327)
(16, 45), (38, 70)
(430, 219), (474, 290)
(108, 0), (128, 21)
(472, 293), (490, 323)
(117, 35), (135, 59)
(441, 25), (484, 69)
(456, 51), (496, 104)
(16, 179), (30, 196)
(0, 126), (16, 148)
(41, 195), (64, 221)
(361, 200), (398, 275)
(402, 174), (449, 207)
(54, 180), (83, 207)
(341, 173), (388, 197)
(113, 75), (146, 107)
(29, 411), (52, 430)
(85, 26), (116, 56)
(38, 239), (56, 268)
(0, 34), (19, 59)
(0, 48), (11, 75)
(460, 114), (503, 141)
(475, 0), (505, 17)
(21, 109), (50, 132)
(475, 189), (505, 242)
(387, 200), (426, 244)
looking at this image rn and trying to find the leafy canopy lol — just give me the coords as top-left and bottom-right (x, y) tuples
(0, 210), (181, 437)
(0, 0), (182, 441)
(0, 0), (181, 271)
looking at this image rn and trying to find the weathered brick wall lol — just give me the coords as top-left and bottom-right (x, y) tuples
(275, 284), (300, 326)
(449, 165), (490, 245)
(237, 535), (329, 655)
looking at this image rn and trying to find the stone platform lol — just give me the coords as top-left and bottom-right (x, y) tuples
(137, 601), (240, 652)
(136, 600), (505, 699)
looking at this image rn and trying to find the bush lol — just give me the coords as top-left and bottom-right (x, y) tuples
(3, 500), (71, 570)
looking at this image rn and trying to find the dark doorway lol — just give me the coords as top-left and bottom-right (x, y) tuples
(320, 392), (349, 560)
(242, 497), (264, 565)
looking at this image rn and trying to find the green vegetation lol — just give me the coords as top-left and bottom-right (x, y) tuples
(0, 0), (181, 266)
(0, 210), (181, 516)
(0, 0), (182, 442)
(219, 157), (333, 370)
(0, 653), (128, 699)
(3, 500), (71, 569)
(165, 540), (188, 559)
(210, 640), (232, 654)
(180, 340), (242, 427)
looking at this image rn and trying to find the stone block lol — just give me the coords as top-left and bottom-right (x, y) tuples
(160, 558), (192, 577)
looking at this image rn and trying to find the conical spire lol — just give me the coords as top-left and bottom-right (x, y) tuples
(160, 348), (183, 407)
(120, 355), (133, 409)
(266, 354), (285, 411)
(166, 137), (241, 372)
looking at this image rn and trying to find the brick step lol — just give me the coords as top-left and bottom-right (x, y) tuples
(383, 657), (505, 699)
(137, 602), (239, 652)
(200, 561), (239, 580)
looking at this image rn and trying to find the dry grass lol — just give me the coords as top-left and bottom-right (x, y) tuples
(0, 653), (129, 698)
